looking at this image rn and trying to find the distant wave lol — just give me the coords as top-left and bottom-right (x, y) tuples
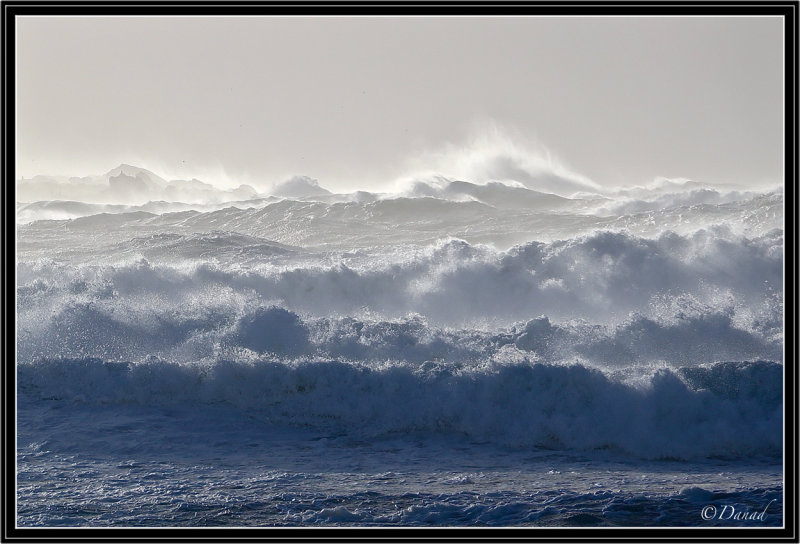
(15, 198), (277, 224)
(17, 164), (258, 207)
(594, 186), (782, 216)
(17, 164), (783, 234)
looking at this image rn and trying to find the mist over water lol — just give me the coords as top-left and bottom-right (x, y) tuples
(16, 158), (784, 527)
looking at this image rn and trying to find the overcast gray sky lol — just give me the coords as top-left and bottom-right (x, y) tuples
(16, 16), (784, 192)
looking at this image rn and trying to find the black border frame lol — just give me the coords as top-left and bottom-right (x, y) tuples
(1, 2), (797, 542)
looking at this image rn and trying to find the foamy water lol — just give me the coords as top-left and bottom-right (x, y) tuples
(16, 169), (784, 527)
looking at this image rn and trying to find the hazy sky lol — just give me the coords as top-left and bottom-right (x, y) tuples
(16, 16), (784, 192)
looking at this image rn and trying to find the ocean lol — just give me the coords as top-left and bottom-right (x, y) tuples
(15, 170), (784, 527)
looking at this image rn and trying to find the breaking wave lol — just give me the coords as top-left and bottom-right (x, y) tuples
(18, 356), (781, 460)
(18, 228), (782, 347)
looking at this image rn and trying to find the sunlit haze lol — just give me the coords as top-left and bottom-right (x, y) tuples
(16, 16), (783, 194)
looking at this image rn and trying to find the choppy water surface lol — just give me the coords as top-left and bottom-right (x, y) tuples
(16, 170), (784, 527)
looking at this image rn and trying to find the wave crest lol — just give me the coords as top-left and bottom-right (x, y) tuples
(18, 357), (782, 460)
